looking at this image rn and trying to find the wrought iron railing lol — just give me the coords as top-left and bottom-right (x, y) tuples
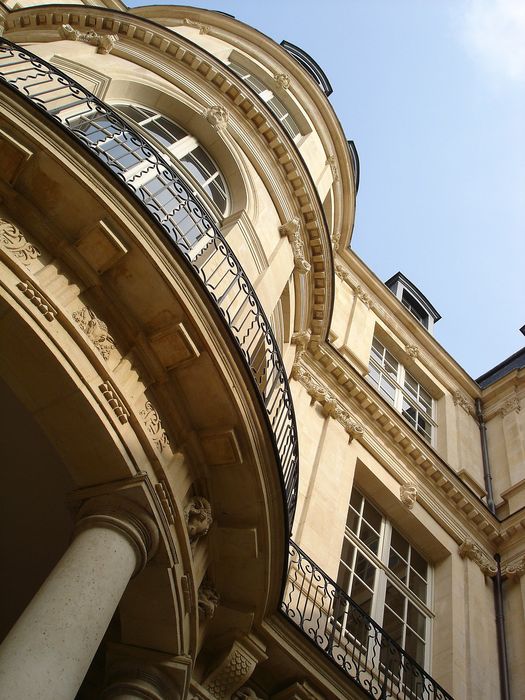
(0, 38), (298, 525)
(282, 541), (453, 700)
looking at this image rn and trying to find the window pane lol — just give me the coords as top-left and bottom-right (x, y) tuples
(379, 376), (396, 403)
(346, 504), (359, 533)
(408, 569), (427, 602)
(405, 628), (426, 666)
(340, 538), (355, 569)
(362, 499), (382, 532)
(350, 574), (374, 614)
(354, 552), (376, 590)
(336, 560), (351, 593)
(388, 549), (408, 584)
(385, 582), (406, 619)
(390, 529), (409, 560)
(411, 549), (427, 579)
(407, 601), (426, 638)
(359, 521), (380, 554)
(350, 489), (362, 513)
(382, 606), (404, 647)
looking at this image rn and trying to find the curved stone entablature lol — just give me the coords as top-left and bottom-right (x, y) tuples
(2, 6), (338, 343)
(0, 64), (290, 664)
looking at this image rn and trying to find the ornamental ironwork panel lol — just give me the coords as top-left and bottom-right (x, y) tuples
(0, 39), (298, 526)
(282, 541), (454, 700)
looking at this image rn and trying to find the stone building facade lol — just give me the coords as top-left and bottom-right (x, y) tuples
(0, 2), (523, 699)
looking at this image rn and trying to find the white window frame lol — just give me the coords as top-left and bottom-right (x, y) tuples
(337, 489), (433, 679)
(112, 103), (229, 217)
(367, 337), (436, 445)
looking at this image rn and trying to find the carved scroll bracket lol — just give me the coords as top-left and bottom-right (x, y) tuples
(279, 217), (311, 274)
(459, 538), (497, 576)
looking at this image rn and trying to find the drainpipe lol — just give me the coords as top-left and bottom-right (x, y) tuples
(475, 398), (511, 700)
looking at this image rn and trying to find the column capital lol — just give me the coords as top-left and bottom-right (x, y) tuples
(76, 495), (159, 575)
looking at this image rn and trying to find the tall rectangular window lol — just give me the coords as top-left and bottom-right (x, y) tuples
(336, 489), (432, 672)
(368, 337), (436, 444)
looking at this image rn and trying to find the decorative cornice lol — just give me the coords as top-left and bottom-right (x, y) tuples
(0, 218), (40, 266)
(273, 73), (291, 90)
(140, 400), (170, 452)
(204, 105), (229, 132)
(400, 483), (417, 509)
(458, 538), (497, 576)
(291, 363), (363, 441)
(279, 217), (311, 274)
(453, 390), (475, 416)
(73, 306), (116, 360)
(59, 24), (118, 54)
(99, 381), (130, 424)
(500, 395), (520, 417)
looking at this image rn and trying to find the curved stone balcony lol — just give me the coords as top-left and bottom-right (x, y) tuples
(0, 37), (299, 529)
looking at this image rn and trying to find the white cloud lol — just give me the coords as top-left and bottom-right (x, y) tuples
(460, 0), (525, 81)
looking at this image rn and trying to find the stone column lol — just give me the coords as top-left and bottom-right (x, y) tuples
(0, 495), (159, 700)
(102, 667), (175, 700)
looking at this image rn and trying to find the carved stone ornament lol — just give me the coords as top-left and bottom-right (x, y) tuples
(458, 538), (497, 577)
(72, 306), (115, 360)
(354, 285), (374, 309)
(183, 18), (210, 34)
(139, 401), (169, 452)
(405, 344), (419, 359)
(292, 364), (363, 441)
(500, 395), (521, 417)
(501, 556), (525, 581)
(59, 24), (118, 54)
(325, 155), (339, 183)
(154, 482), (175, 524)
(279, 217), (311, 274)
(0, 218), (40, 265)
(185, 496), (213, 544)
(400, 483), (417, 509)
(452, 390), (474, 416)
(203, 637), (266, 700)
(198, 581), (220, 621)
(331, 230), (341, 251)
(205, 105), (229, 132)
(273, 72), (291, 90)
(335, 262), (351, 284)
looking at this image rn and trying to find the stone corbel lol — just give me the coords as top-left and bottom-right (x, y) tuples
(279, 217), (311, 274)
(198, 580), (220, 621)
(202, 635), (267, 700)
(458, 538), (497, 576)
(452, 390), (475, 416)
(184, 496), (213, 545)
(404, 344), (419, 359)
(291, 329), (311, 363)
(501, 556), (525, 582)
(59, 24), (118, 54)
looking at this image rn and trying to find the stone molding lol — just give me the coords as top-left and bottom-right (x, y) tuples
(140, 400), (170, 452)
(73, 305), (116, 360)
(205, 105), (229, 132)
(99, 381), (130, 424)
(154, 482), (175, 525)
(59, 23), (118, 54)
(16, 280), (57, 321)
(400, 483), (417, 509)
(102, 667), (171, 700)
(458, 538), (497, 576)
(453, 390), (475, 416)
(184, 496), (213, 545)
(76, 495), (159, 575)
(292, 363), (363, 441)
(0, 218), (40, 266)
(279, 217), (311, 274)
(5, 7), (334, 342)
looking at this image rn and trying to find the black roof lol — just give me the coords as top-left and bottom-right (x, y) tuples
(477, 346), (525, 388)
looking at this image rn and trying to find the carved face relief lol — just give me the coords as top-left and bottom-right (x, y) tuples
(185, 497), (212, 543)
(198, 583), (220, 620)
(400, 483), (417, 509)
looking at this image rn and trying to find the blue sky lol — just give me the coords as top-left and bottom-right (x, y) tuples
(130, 0), (525, 378)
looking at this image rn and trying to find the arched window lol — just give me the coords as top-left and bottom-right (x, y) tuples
(113, 103), (228, 214)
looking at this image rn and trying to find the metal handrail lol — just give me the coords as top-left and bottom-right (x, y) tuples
(282, 541), (454, 700)
(0, 38), (299, 526)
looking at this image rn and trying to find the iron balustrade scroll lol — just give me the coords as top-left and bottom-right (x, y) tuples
(0, 39), (298, 525)
(282, 541), (454, 700)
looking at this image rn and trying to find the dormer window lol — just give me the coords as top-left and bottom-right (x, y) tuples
(228, 60), (301, 139)
(385, 273), (441, 335)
